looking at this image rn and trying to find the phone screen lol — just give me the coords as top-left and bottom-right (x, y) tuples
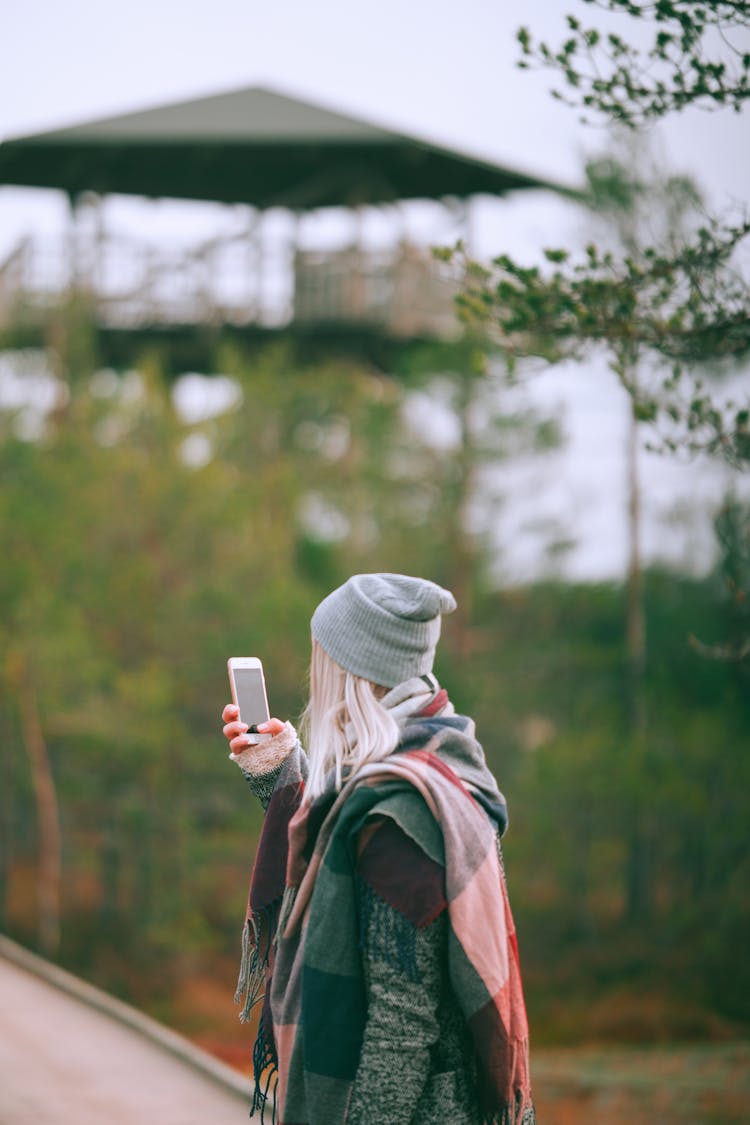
(234, 668), (270, 727)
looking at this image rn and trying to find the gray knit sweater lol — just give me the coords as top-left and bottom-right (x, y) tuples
(234, 729), (484, 1125)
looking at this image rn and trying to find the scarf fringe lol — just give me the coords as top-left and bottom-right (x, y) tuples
(236, 893), (289, 1123)
(251, 1013), (279, 1125)
(483, 1091), (536, 1125)
(357, 880), (420, 982)
(234, 900), (280, 1022)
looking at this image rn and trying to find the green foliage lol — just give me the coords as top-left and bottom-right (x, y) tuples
(442, 125), (750, 471)
(472, 4), (750, 476)
(434, 8), (750, 1030)
(0, 327), (558, 999)
(0, 326), (748, 1036)
(466, 573), (750, 1035)
(690, 497), (750, 662)
(450, 213), (750, 466)
(517, 1), (750, 127)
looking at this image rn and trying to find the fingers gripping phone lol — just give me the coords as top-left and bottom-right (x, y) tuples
(227, 657), (272, 743)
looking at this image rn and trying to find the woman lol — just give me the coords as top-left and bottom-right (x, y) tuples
(222, 573), (535, 1125)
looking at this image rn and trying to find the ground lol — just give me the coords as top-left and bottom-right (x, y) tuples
(184, 972), (750, 1124)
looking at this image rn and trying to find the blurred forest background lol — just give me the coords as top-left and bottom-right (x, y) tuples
(1, 2), (750, 1121)
(1, 308), (748, 1045)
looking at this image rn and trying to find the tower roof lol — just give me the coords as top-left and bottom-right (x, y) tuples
(0, 84), (567, 209)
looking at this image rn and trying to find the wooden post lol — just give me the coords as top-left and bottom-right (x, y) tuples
(248, 207), (260, 324)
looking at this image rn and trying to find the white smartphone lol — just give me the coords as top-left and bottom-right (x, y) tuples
(227, 657), (271, 742)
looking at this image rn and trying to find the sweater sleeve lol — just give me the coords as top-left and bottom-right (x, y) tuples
(229, 721), (298, 811)
(347, 878), (446, 1124)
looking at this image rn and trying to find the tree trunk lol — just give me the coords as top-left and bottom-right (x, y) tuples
(623, 377), (651, 922)
(7, 651), (62, 956)
(626, 402), (647, 739)
(0, 721), (11, 929)
(450, 368), (477, 657)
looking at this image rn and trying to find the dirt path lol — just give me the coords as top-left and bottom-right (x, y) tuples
(0, 948), (253, 1125)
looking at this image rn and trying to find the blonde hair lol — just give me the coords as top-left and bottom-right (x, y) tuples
(300, 640), (400, 802)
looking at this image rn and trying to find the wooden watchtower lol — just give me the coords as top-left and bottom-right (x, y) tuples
(0, 85), (564, 372)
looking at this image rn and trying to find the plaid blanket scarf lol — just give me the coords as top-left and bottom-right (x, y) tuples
(236, 681), (534, 1125)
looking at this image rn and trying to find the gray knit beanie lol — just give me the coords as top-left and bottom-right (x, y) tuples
(310, 572), (457, 687)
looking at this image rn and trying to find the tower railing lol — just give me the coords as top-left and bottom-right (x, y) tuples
(0, 232), (459, 339)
